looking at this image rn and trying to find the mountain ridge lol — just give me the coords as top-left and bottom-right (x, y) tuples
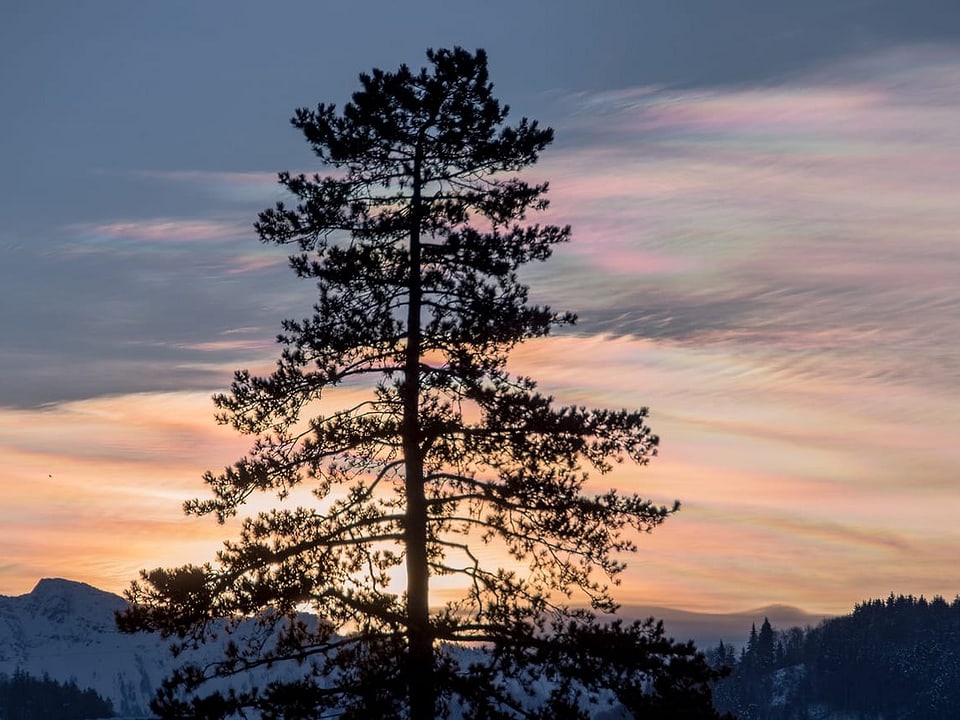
(0, 578), (830, 718)
(3, 579), (829, 640)
(613, 603), (830, 649)
(1, 578), (194, 717)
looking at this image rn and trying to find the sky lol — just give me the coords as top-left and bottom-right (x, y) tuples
(1, 0), (959, 616)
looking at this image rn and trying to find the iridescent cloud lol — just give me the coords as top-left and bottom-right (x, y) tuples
(69, 217), (248, 244)
(64, 216), (288, 274)
(3, 46), (959, 615)
(131, 169), (281, 200)
(521, 47), (960, 611)
(534, 46), (960, 393)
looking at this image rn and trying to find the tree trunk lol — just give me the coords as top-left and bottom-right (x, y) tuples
(404, 150), (433, 720)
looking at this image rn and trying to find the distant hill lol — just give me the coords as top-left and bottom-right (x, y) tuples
(619, 604), (831, 650)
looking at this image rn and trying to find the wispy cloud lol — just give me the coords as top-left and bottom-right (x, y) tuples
(504, 328), (960, 613)
(0, 392), (249, 594)
(3, 45), (959, 614)
(131, 169), (280, 185)
(533, 45), (960, 405)
(68, 217), (250, 245)
(125, 169), (287, 204)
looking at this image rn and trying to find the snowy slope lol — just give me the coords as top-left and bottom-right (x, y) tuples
(0, 578), (291, 718)
(0, 578), (175, 716)
(0, 579), (647, 719)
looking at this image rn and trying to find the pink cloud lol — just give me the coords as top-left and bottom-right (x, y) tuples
(223, 252), (288, 275)
(177, 338), (274, 352)
(639, 87), (888, 134)
(69, 217), (249, 244)
(4, 47), (959, 616)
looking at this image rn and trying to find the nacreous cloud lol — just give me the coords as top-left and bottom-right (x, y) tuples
(2, 45), (958, 613)
(533, 45), (960, 397)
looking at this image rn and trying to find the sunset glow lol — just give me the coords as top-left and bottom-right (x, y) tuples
(2, 5), (958, 618)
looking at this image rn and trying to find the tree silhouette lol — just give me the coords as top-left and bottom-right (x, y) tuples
(756, 618), (775, 673)
(119, 47), (726, 719)
(709, 595), (960, 719)
(0, 670), (114, 720)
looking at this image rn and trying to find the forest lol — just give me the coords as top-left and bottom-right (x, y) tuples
(708, 594), (960, 719)
(0, 669), (114, 720)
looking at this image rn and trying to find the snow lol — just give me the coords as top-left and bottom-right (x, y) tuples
(0, 579), (177, 717)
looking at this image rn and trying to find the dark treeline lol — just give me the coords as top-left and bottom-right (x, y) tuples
(0, 669), (114, 720)
(708, 594), (960, 719)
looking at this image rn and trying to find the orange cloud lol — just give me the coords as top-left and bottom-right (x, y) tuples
(4, 46), (959, 619)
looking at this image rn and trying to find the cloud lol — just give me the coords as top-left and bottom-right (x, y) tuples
(528, 45), (960, 403)
(9, 44), (956, 413)
(501, 331), (960, 613)
(3, 43), (959, 614)
(131, 169), (281, 185)
(0, 392), (250, 595)
(69, 217), (249, 245)
(0, 222), (296, 407)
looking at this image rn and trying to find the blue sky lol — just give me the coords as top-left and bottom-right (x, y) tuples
(2, 1), (959, 613)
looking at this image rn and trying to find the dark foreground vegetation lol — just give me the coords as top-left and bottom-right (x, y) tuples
(709, 594), (960, 719)
(0, 669), (114, 720)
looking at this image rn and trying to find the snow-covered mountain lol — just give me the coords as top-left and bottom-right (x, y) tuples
(0, 578), (301, 718)
(2, 578), (801, 718)
(0, 579), (632, 719)
(0, 578), (175, 717)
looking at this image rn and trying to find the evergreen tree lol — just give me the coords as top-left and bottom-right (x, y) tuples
(746, 624), (758, 668)
(0, 669), (114, 720)
(710, 595), (960, 720)
(756, 618), (775, 673)
(118, 47), (726, 720)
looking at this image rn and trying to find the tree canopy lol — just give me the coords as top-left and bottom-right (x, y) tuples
(0, 670), (114, 720)
(119, 47), (727, 720)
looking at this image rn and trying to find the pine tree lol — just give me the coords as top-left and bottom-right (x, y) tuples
(119, 47), (726, 720)
(757, 618), (775, 673)
(0, 670), (114, 720)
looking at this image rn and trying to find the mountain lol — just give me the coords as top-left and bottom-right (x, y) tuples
(0, 578), (266, 718)
(1, 578), (790, 718)
(0, 578), (171, 717)
(626, 604), (831, 650)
